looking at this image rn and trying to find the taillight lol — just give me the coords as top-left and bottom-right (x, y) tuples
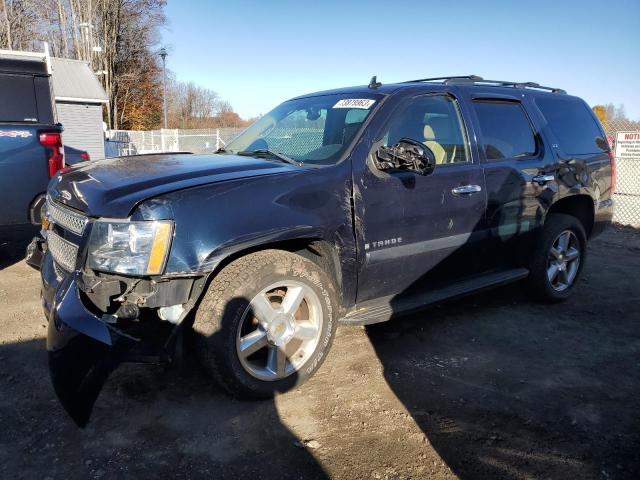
(79, 151), (90, 161)
(608, 150), (616, 194)
(39, 132), (65, 177)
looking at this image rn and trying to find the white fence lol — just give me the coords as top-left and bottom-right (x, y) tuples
(105, 128), (245, 157)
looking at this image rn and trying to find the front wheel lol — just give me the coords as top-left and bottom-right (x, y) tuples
(527, 213), (587, 302)
(193, 250), (338, 398)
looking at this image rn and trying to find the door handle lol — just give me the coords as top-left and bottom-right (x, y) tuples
(532, 174), (555, 185)
(451, 185), (482, 195)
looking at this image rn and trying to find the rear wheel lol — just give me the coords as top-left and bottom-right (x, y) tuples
(528, 213), (587, 302)
(193, 250), (338, 398)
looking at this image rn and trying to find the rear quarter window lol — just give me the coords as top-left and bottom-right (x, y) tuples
(0, 73), (39, 123)
(535, 96), (604, 155)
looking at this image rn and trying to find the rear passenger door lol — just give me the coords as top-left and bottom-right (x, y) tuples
(467, 94), (555, 270)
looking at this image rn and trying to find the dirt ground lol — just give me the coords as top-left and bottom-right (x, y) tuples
(0, 226), (638, 480)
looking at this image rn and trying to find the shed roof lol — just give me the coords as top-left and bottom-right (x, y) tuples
(51, 57), (108, 104)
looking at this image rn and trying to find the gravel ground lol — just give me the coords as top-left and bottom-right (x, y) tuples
(0, 226), (638, 480)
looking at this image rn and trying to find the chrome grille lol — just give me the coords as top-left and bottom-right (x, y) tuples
(47, 230), (78, 272)
(47, 196), (88, 235)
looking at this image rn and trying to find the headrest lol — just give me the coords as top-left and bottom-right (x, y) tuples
(423, 125), (436, 141)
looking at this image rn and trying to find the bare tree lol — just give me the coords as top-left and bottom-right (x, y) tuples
(604, 103), (629, 122)
(0, 0), (39, 50)
(1, 0), (11, 48)
(167, 79), (230, 128)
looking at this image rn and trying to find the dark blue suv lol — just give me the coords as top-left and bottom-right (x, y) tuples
(27, 75), (614, 425)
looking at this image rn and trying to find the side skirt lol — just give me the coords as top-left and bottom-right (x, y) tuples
(339, 268), (529, 326)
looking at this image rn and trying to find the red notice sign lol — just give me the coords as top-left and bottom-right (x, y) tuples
(615, 131), (640, 159)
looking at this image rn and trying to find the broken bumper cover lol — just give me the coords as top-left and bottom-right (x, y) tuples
(42, 254), (137, 427)
(25, 235), (45, 271)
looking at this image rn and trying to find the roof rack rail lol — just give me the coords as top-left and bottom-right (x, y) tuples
(402, 75), (484, 84)
(402, 75), (566, 94)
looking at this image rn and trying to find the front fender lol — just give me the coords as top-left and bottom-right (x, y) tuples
(134, 163), (358, 305)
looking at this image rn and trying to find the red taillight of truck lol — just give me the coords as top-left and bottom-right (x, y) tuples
(39, 132), (65, 177)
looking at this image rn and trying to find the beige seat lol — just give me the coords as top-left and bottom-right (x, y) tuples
(423, 125), (447, 165)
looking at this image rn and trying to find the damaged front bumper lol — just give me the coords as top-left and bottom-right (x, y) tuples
(47, 271), (137, 426)
(28, 236), (200, 427)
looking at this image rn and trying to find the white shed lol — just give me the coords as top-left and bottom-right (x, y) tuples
(50, 58), (108, 160)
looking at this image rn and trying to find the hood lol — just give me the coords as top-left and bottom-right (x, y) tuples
(48, 153), (297, 218)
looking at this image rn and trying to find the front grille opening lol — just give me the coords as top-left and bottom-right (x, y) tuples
(47, 230), (78, 272)
(46, 196), (88, 235)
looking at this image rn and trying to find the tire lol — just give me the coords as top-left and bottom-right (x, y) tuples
(527, 213), (587, 302)
(192, 249), (339, 399)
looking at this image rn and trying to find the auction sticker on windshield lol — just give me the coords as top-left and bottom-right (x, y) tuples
(333, 99), (376, 109)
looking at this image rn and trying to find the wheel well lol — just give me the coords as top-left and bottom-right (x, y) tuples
(547, 195), (595, 237)
(208, 238), (344, 307)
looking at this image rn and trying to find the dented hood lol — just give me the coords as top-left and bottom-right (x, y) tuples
(48, 153), (296, 217)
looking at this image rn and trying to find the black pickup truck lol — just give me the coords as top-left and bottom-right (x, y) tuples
(27, 76), (614, 425)
(0, 51), (64, 235)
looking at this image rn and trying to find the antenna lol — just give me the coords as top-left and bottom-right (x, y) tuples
(368, 75), (382, 89)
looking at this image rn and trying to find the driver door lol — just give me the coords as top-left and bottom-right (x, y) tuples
(353, 93), (487, 302)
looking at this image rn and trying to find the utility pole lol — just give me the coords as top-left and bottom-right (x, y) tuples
(159, 47), (168, 129)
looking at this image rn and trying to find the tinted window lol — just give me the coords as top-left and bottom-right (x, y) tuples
(473, 101), (537, 160)
(536, 96), (604, 154)
(383, 95), (470, 164)
(0, 74), (38, 122)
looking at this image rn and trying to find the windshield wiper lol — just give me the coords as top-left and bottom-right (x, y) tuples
(237, 149), (302, 166)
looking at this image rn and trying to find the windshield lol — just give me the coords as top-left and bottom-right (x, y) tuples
(224, 93), (381, 165)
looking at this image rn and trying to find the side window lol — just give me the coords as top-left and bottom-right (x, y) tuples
(383, 95), (470, 165)
(473, 101), (537, 160)
(535, 97), (605, 154)
(0, 73), (38, 122)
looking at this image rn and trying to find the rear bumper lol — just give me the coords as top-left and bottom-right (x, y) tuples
(592, 198), (614, 239)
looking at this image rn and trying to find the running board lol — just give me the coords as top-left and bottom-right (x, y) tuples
(340, 268), (529, 326)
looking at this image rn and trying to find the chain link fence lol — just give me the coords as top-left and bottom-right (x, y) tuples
(602, 119), (640, 227)
(105, 128), (245, 157)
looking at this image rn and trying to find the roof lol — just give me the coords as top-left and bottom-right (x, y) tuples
(292, 75), (569, 101)
(0, 49), (49, 75)
(292, 83), (403, 100)
(51, 57), (108, 104)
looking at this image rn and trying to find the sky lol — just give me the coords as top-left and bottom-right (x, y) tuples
(162, 0), (640, 120)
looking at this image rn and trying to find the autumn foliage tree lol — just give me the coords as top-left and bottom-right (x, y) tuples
(592, 105), (608, 125)
(0, 0), (244, 130)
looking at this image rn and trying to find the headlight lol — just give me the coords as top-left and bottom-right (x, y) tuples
(87, 220), (173, 275)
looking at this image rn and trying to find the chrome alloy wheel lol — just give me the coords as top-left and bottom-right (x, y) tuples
(547, 230), (581, 292)
(236, 281), (324, 381)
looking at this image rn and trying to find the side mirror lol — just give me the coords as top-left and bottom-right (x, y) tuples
(375, 138), (435, 176)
